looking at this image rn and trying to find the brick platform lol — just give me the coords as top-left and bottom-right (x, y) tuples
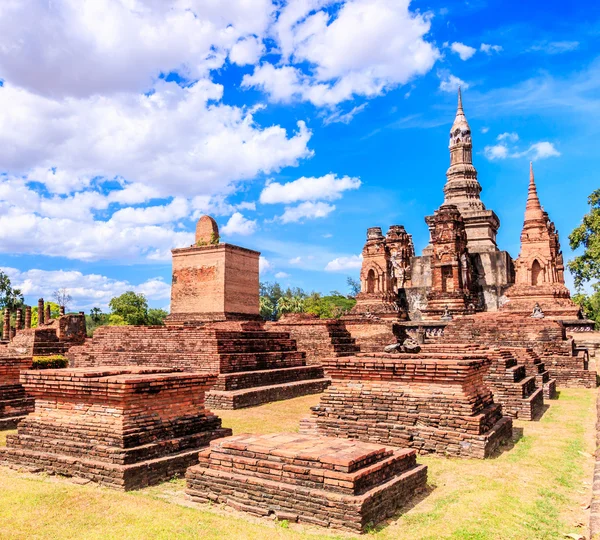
(186, 433), (427, 533)
(420, 343), (547, 420)
(0, 356), (34, 428)
(442, 313), (597, 388)
(68, 321), (330, 409)
(268, 314), (360, 365)
(0, 367), (231, 490)
(302, 353), (513, 458)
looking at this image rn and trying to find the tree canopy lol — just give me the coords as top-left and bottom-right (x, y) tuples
(0, 271), (24, 311)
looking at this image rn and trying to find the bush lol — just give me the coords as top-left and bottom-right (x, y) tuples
(32, 355), (69, 369)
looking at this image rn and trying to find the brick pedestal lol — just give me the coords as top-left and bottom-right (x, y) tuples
(303, 353), (513, 458)
(0, 367), (231, 490)
(186, 433), (427, 533)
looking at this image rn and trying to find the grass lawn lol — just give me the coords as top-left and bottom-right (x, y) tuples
(0, 389), (596, 540)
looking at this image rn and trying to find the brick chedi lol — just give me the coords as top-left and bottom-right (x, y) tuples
(302, 353), (513, 458)
(351, 225), (414, 317)
(0, 366), (231, 490)
(501, 163), (580, 319)
(186, 433), (427, 533)
(0, 355), (34, 429)
(167, 215), (260, 325)
(69, 216), (329, 409)
(423, 204), (475, 318)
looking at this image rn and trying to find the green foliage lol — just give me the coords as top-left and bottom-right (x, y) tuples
(276, 295), (306, 315)
(147, 308), (168, 326)
(573, 288), (600, 328)
(196, 232), (220, 246)
(304, 292), (356, 319)
(569, 188), (600, 290)
(259, 296), (275, 320)
(32, 355), (68, 369)
(31, 302), (60, 328)
(108, 314), (127, 326)
(347, 276), (361, 297)
(0, 271), (24, 311)
(109, 291), (149, 325)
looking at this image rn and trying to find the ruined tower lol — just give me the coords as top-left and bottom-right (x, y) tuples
(439, 88), (500, 253)
(502, 164), (579, 318)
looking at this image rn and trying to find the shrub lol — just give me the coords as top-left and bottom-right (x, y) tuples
(32, 355), (69, 369)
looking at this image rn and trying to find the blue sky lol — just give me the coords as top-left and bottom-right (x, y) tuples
(0, 0), (598, 310)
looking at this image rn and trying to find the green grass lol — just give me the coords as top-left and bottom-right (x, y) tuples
(0, 390), (596, 540)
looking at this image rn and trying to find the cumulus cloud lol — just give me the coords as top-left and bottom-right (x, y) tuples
(279, 202), (336, 223)
(451, 42), (477, 61)
(1, 267), (170, 311)
(325, 255), (363, 272)
(484, 134), (560, 161)
(275, 271), (290, 279)
(230, 37), (266, 66)
(259, 256), (272, 274)
(260, 174), (361, 204)
(439, 73), (469, 93)
(480, 43), (503, 54)
(221, 212), (258, 236)
(243, 0), (439, 106)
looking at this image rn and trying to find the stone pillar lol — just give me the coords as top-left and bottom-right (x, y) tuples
(9, 327), (15, 340)
(15, 308), (22, 332)
(38, 298), (45, 325)
(59, 306), (65, 317)
(45, 303), (51, 323)
(25, 306), (31, 329)
(2, 309), (10, 341)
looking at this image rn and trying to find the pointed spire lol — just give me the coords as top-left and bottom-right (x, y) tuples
(451, 86), (470, 133)
(524, 161), (544, 222)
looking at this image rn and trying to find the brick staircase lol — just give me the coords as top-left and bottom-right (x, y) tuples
(68, 322), (330, 409)
(268, 316), (360, 365)
(420, 343), (545, 420)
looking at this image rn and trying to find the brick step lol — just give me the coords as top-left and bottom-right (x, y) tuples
(218, 351), (307, 373)
(0, 414), (28, 430)
(215, 339), (299, 353)
(332, 344), (361, 353)
(205, 378), (331, 410)
(215, 331), (292, 340)
(544, 379), (557, 399)
(536, 370), (550, 385)
(212, 365), (326, 391)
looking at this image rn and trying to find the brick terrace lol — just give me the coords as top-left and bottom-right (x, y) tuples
(302, 352), (513, 458)
(186, 433), (427, 533)
(0, 366), (231, 490)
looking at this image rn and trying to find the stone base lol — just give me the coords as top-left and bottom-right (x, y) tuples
(0, 415), (26, 430)
(205, 378), (330, 410)
(165, 312), (263, 326)
(1, 438), (229, 490)
(186, 433), (428, 533)
(548, 367), (598, 388)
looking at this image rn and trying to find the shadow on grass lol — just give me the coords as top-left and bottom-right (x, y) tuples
(533, 403), (550, 421)
(488, 426), (524, 460)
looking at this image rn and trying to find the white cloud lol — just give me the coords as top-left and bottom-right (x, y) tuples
(484, 138), (560, 161)
(259, 256), (272, 274)
(322, 103), (369, 125)
(530, 41), (579, 54)
(243, 0), (439, 106)
(497, 132), (519, 142)
(279, 202), (336, 223)
(325, 254), (363, 272)
(451, 42), (477, 61)
(439, 73), (469, 93)
(1, 267), (170, 311)
(289, 256), (302, 264)
(275, 271), (290, 279)
(480, 43), (503, 54)
(229, 36), (266, 66)
(221, 212), (258, 236)
(484, 144), (510, 160)
(260, 174), (361, 204)
(481, 127), (490, 134)
(0, 0), (275, 98)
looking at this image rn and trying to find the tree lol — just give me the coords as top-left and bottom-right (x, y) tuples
(259, 296), (275, 320)
(31, 302), (60, 327)
(108, 291), (149, 325)
(569, 188), (600, 289)
(574, 288), (600, 327)
(53, 288), (72, 311)
(147, 308), (168, 326)
(276, 295), (305, 315)
(347, 277), (361, 297)
(90, 307), (103, 323)
(304, 292), (356, 319)
(0, 271), (24, 311)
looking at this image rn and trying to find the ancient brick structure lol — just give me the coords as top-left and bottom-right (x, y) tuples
(268, 313), (359, 365)
(442, 313), (596, 388)
(501, 163), (581, 319)
(302, 353), (513, 458)
(69, 321), (329, 409)
(0, 367), (231, 490)
(351, 226), (414, 316)
(0, 356), (34, 429)
(423, 204), (474, 318)
(419, 343), (548, 419)
(186, 433), (427, 533)
(167, 216), (260, 325)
